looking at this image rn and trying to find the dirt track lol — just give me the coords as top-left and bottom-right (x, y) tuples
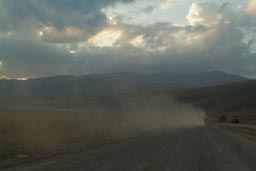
(2, 126), (256, 171)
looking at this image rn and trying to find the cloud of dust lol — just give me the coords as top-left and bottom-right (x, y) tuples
(114, 95), (206, 131)
(0, 94), (206, 159)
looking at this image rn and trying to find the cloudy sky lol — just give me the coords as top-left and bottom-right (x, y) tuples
(0, 0), (256, 79)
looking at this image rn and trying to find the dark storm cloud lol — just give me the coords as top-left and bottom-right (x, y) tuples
(72, 23), (248, 75)
(0, 0), (135, 77)
(0, 0), (256, 78)
(0, 0), (135, 41)
(0, 33), (74, 77)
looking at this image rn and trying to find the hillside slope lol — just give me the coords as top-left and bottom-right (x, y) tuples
(0, 71), (246, 98)
(177, 80), (256, 124)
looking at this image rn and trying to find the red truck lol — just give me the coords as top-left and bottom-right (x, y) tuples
(230, 115), (240, 124)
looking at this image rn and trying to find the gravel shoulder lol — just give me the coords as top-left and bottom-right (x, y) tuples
(2, 126), (256, 171)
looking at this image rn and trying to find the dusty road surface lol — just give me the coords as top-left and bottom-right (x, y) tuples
(2, 126), (256, 171)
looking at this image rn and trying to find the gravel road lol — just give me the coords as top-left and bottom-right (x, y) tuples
(2, 126), (256, 171)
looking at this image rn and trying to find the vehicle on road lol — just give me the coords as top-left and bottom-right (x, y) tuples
(231, 115), (240, 124)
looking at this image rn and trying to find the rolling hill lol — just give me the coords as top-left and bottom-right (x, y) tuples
(0, 71), (246, 99)
(177, 80), (256, 124)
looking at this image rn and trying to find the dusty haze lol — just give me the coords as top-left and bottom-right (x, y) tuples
(0, 94), (205, 160)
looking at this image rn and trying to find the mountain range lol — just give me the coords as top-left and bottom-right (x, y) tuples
(0, 71), (246, 98)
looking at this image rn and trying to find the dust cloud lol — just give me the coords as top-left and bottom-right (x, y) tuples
(113, 95), (206, 132)
(0, 94), (205, 160)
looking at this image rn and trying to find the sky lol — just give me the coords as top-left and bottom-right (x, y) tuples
(0, 0), (256, 79)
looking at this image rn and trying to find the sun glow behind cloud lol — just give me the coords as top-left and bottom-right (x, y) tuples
(88, 29), (123, 47)
(248, 0), (256, 14)
(130, 35), (145, 47)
